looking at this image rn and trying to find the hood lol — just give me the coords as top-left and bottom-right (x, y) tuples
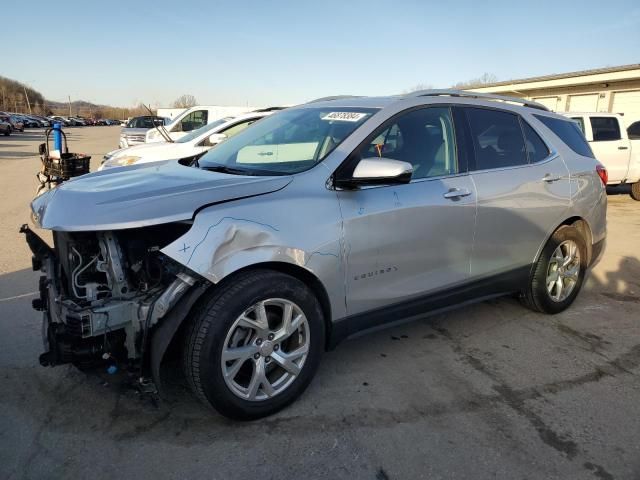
(110, 141), (191, 160)
(31, 161), (292, 231)
(121, 127), (151, 135)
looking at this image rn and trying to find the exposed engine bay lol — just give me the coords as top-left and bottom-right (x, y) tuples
(21, 222), (204, 379)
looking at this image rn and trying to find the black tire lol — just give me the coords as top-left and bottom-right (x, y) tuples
(183, 269), (325, 420)
(3, 128), (9, 136)
(630, 182), (640, 201)
(521, 225), (587, 314)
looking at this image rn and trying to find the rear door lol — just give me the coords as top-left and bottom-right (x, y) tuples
(461, 106), (572, 280)
(587, 116), (630, 183)
(338, 106), (476, 317)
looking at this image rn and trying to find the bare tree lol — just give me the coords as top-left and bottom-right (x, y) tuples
(172, 94), (198, 108)
(452, 73), (498, 89)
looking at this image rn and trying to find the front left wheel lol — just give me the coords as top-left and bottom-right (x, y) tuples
(183, 270), (325, 420)
(630, 182), (640, 201)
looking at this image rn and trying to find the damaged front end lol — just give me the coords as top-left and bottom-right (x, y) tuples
(21, 222), (208, 387)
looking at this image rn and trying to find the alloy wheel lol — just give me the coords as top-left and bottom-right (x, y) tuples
(546, 240), (581, 302)
(220, 298), (310, 401)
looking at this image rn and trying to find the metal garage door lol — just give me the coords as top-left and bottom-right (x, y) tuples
(612, 90), (640, 125)
(567, 94), (599, 112)
(532, 97), (559, 111)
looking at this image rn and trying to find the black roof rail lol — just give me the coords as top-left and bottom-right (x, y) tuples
(405, 89), (549, 111)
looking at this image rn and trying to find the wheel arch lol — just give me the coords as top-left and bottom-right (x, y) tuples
(533, 216), (594, 269)
(560, 216), (594, 265)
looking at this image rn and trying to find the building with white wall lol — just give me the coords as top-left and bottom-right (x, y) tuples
(468, 64), (640, 126)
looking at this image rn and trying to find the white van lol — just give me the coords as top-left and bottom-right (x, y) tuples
(145, 105), (256, 143)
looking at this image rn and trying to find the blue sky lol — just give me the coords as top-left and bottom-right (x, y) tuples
(4, 0), (640, 107)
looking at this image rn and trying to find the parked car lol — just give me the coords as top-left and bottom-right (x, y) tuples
(48, 116), (71, 127)
(32, 115), (51, 127)
(16, 115), (39, 128)
(101, 110), (277, 170)
(0, 116), (10, 135)
(563, 112), (640, 200)
(145, 105), (254, 143)
(119, 115), (170, 148)
(24, 90), (607, 420)
(8, 115), (24, 132)
(25, 115), (49, 127)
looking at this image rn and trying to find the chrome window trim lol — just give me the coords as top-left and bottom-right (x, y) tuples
(470, 151), (560, 176)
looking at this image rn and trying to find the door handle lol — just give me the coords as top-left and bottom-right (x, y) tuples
(618, 146), (629, 150)
(542, 174), (562, 183)
(443, 188), (471, 199)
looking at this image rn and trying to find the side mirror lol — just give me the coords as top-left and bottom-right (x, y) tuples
(208, 133), (228, 145)
(335, 157), (413, 189)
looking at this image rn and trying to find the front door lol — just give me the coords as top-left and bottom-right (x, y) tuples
(337, 106), (476, 317)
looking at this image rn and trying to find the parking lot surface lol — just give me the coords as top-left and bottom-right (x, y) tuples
(1, 127), (639, 480)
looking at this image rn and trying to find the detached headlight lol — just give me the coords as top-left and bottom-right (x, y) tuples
(99, 155), (141, 170)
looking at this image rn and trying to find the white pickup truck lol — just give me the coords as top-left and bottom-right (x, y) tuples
(563, 112), (640, 200)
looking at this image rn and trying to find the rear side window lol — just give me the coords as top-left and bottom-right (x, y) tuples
(521, 121), (550, 163)
(590, 117), (621, 141)
(465, 108), (527, 170)
(571, 117), (585, 134)
(534, 115), (594, 158)
(628, 121), (640, 140)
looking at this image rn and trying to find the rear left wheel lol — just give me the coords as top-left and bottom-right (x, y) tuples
(630, 182), (640, 201)
(183, 270), (325, 420)
(521, 225), (587, 314)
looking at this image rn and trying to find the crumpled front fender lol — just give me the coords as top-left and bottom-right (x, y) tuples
(161, 178), (346, 320)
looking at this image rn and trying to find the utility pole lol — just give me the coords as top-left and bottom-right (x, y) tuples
(23, 86), (32, 114)
(68, 95), (72, 117)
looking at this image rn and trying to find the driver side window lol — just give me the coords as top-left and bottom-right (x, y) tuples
(357, 107), (458, 179)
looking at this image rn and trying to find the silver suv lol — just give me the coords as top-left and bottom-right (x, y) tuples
(23, 90), (607, 419)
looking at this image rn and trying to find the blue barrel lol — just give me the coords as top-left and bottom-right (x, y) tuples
(52, 122), (62, 152)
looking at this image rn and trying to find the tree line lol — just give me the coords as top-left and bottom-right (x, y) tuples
(0, 75), (157, 119)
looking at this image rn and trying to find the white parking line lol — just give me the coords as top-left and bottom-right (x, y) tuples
(0, 291), (38, 303)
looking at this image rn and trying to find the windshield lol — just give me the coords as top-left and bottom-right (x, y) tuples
(126, 116), (167, 129)
(175, 117), (233, 144)
(198, 107), (378, 175)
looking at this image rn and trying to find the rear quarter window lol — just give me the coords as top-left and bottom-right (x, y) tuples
(534, 115), (594, 158)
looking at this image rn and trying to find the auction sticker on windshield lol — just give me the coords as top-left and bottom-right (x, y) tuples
(321, 112), (369, 122)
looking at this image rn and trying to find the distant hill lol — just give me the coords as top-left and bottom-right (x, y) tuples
(0, 75), (46, 113)
(0, 74), (149, 119)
